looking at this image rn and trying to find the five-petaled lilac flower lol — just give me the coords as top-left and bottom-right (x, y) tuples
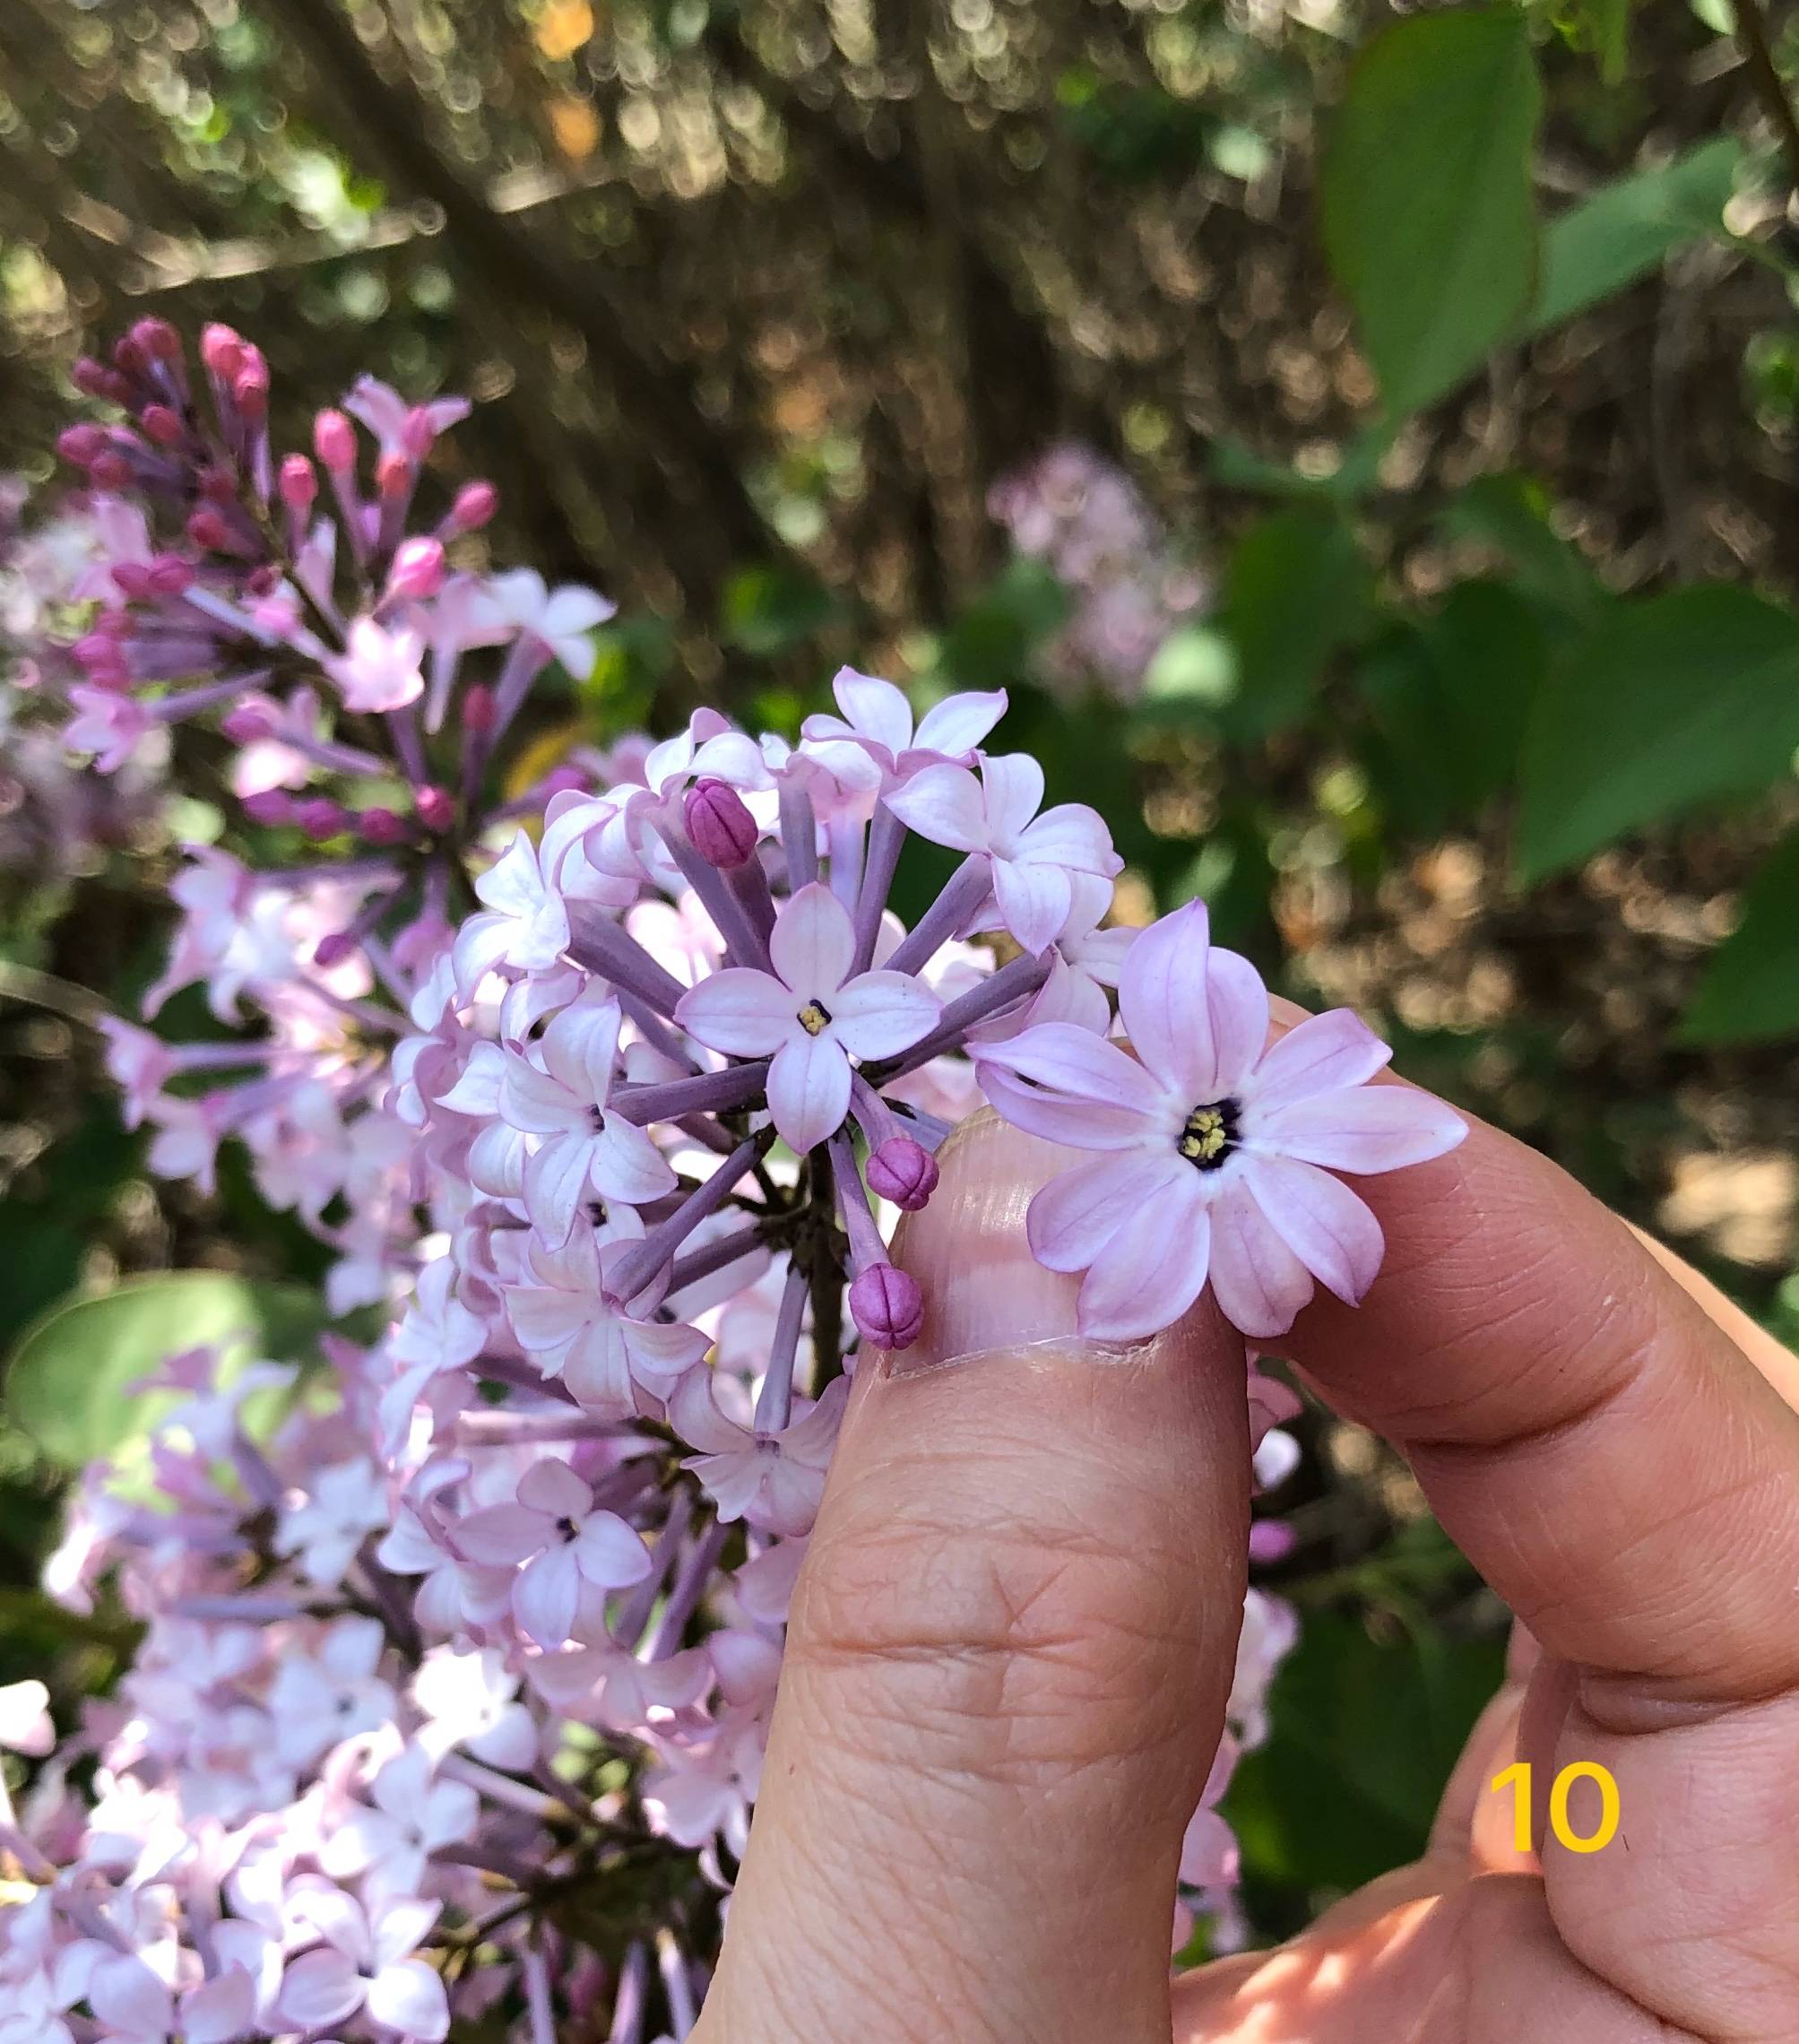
(454, 1458), (652, 1649)
(975, 900), (1465, 1341)
(799, 667), (1007, 792)
(674, 882), (940, 1154)
(886, 751), (1121, 954)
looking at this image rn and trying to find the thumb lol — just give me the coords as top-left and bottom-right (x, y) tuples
(699, 1113), (1251, 2044)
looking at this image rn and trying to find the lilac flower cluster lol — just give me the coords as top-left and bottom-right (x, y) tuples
(988, 441), (1211, 698)
(2, 331), (1466, 2039)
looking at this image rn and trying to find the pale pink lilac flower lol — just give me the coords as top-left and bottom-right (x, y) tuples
(799, 667), (1007, 793)
(324, 617), (425, 714)
(975, 900), (1466, 1340)
(454, 1458), (651, 1649)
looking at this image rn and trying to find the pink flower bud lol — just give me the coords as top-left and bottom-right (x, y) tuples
(200, 324), (246, 379)
(221, 703), (279, 744)
(849, 1263), (924, 1352)
(375, 450), (411, 502)
(93, 455), (136, 494)
(74, 632), (125, 676)
(313, 931), (359, 970)
(461, 684), (496, 734)
(865, 1135), (939, 1212)
(314, 408), (356, 472)
(109, 563), (153, 601)
(278, 455), (317, 511)
(415, 784), (455, 832)
(295, 797), (349, 841)
(684, 777), (757, 869)
(450, 480), (497, 530)
(111, 334), (148, 378)
(402, 406), (438, 460)
(232, 359), (270, 419)
(70, 358), (112, 399)
(245, 564), (281, 599)
(197, 463), (237, 502)
(130, 317), (180, 363)
(386, 536), (445, 601)
(357, 806), (408, 846)
(241, 790), (295, 827)
(186, 507), (230, 553)
(147, 557), (195, 597)
(56, 424), (107, 469)
(140, 404), (183, 447)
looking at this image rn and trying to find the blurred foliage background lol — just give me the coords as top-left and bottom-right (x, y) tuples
(5, 0), (1799, 1944)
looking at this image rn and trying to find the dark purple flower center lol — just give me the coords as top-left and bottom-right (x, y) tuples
(1179, 1099), (1239, 1172)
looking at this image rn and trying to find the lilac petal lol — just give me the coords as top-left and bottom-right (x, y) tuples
(1207, 1179), (1315, 1339)
(768, 881), (856, 998)
(1244, 1155), (1385, 1305)
(517, 1458), (589, 1518)
(515, 1545), (582, 1648)
(500, 1056), (581, 1135)
(434, 1041), (506, 1115)
(1257, 1087), (1466, 1174)
(883, 761), (990, 852)
(504, 1285), (592, 1355)
(911, 688), (1006, 761)
(1250, 1008), (1391, 1115)
(978, 752), (1044, 839)
(522, 1132), (594, 1248)
(973, 1021), (1166, 1118)
(1076, 1190), (1211, 1343)
(278, 1950), (366, 2031)
(1118, 901), (1269, 1102)
(455, 1503), (549, 1566)
(367, 1961), (450, 2044)
(563, 1320), (636, 1415)
(827, 971), (941, 1060)
(1013, 801), (1119, 876)
(465, 1119), (525, 1200)
(991, 855), (1073, 956)
(977, 1064), (1154, 1151)
(1027, 1153), (1189, 1272)
(675, 967), (796, 1057)
(574, 1511), (653, 1589)
(830, 666), (913, 752)
(622, 1316), (712, 1385)
(766, 1032), (852, 1155)
(589, 1113), (679, 1203)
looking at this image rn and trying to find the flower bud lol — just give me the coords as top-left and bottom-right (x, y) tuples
(278, 455), (317, 511)
(386, 536), (445, 602)
(865, 1135), (939, 1212)
(461, 684), (496, 734)
(376, 450), (411, 502)
(849, 1262), (924, 1352)
(147, 557), (195, 597)
(111, 334), (149, 379)
(90, 451), (132, 492)
(56, 424), (107, 469)
(140, 404), (183, 448)
(130, 317), (181, 363)
(70, 358), (113, 399)
(200, 324), (246, 379)
(357, 806), (408, 846)
(313, 931), (359, 970)
(415, 784), (455, 833)
(450, 479), (497, 530)
(313, 408), (356, 472)
(186, 507), (231, 553)
(684, 777), (758, 869)
(241, 790), (296, 827)
(233, 358), (270, 420)
(110, 563), (153, 602)
(295, 797), (350, 841)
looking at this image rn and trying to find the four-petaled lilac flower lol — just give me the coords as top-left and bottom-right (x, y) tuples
(487, 567), (616, 680)
(669, 1370), (850, 1537)
(886, 751), (1121, 954)
(324, 616), (425, 713)
(278, 1892), (448, 2042)
(675, 882), (940, 1154)
(320, 1739), (480, 1895)
(974, 900), (1466, 1341)
(454, 1458), (652, 1648)
(799, 667), (1007, 792)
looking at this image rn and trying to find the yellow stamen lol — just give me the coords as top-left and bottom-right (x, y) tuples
(796, 1001), (832, 1037)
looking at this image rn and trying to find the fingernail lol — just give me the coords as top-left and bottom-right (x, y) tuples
(881, 1112), (1155, 1379)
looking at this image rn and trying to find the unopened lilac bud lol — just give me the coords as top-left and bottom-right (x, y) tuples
(147, 557), (195, 597)
(221, 704), (279, 744)
(111, 334), (148, 379)
(130, 317), (180, 363)
(357, 806), (408, 846)
(866, 1136), (939, 1213)
(685, 777), (758, 869)
(279, 455), (317, 511)
(849, 1262), (924, 1352)
(295, 798), (349, 841)
(314, 408), (355, 472)
(90, 451), (131, 492)
(70, 358), (112, 399)
(197, 463), (237, 503)
(415, 784), (454, 833)
(313, 931), (359, 970)
(110, 563), (153, 601)
(233, 359), (270, 420)
(375, 450), (411, 502)
(140, 404), (183, 448)
(242, 790), (295, 827)
(462, 684), (496, 734)
(450, 480), (497, 530)
(186, 507), (230, 553)
(386, 536), (445, 601)
(200, 324), (246, 379)
(56, 424), (107, 469)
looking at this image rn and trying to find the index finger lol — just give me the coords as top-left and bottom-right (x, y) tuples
(1281, 1101), (1799, 1709)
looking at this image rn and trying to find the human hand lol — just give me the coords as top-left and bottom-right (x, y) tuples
(691, 1069), (1799, 2043)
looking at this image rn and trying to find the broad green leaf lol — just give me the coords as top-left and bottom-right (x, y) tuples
(1320, 11), (1541, 418)
(1215, 508), (1371, 737)
(1525, 136), (1741, 338)
(1681, 830), (1799, 1044)
(7, 1272), (335, 1468)
(1436, 473), (1606, 622)
(1516, 585), (1799, 881)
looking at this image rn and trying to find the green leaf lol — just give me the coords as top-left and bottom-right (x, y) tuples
(936, 557), (1072, 692)
(1214, 508), (1371, 737)
(1525, 136), (1741, 338)
(1681, 830), (1799, 1044)
(6, 1273), (336, 1468)
(1436, 473), (1605, 621)
(1320, 10), (1541, 418)
(1516, 585), (1799, 881)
